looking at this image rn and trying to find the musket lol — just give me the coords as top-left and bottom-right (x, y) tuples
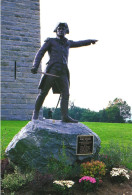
(37, 71), (60, 78)
(55, 94), (61, 110)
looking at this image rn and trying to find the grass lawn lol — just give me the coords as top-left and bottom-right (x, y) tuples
(1, 121), (132, 169)
(1, 121), (29, 159)
(83, 122), (132, 169)
(83, 122), (132, 148)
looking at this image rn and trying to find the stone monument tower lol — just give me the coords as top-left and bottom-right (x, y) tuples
(1, 0), (42, 120)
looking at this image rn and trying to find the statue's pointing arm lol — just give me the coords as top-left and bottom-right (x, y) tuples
(69, 39), (98, 48)
(31, 38), (51, 74)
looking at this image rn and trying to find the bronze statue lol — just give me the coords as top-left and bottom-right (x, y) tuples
(31, 23), (98, 123)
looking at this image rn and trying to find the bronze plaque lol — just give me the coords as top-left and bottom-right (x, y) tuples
(76, 135), (94, 155)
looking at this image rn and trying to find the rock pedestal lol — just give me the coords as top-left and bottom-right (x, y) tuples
(5, 120), (101, 172)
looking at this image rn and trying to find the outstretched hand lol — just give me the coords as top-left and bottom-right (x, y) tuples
(31, 67), (37, 74)
(91, 39), (98, 44)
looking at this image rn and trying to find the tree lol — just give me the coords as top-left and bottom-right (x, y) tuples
(43, 98), (131, 123)
(52, 108), (61, 120)
(99, 109), (108, 122)
(107, 98), (131, 121)
(69, 105), (86, 121)
(105, 106), (124, 123)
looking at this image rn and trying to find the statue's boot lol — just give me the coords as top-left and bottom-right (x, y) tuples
(61, 97), (78, 123)
(62, 115), (78, 123)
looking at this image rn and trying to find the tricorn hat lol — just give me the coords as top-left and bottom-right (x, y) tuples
(53, 22), (69, 34)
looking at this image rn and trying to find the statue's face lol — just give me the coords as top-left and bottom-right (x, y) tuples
(56, 26), (67, 38)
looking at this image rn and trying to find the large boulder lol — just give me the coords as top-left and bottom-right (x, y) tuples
(5, 120), (101, 172)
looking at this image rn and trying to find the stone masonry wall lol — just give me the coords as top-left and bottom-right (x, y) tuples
(1, 0), (42, 120)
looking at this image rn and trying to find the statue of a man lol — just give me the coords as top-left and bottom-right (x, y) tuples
(31, 22), (98, 123)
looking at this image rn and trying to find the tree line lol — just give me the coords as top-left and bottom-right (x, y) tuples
(43, 98), (131, 123)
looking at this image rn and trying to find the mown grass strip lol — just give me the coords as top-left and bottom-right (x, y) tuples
(1, 121), (29, 159)
(83, 122), (132, 147)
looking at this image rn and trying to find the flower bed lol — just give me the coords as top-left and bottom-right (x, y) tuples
(110, 168), (130, 182)
(53, 180), (75, 194)
(79, 176), (100, 192)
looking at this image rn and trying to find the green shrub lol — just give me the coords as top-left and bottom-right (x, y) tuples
(47, 157), (72, 180)
(80, 160), (106, 179)
(99, 141), (132, 170)
(47, 142), (80, 179)
(2, 166), (34, 192)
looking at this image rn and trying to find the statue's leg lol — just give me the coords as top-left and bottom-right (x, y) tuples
(32, 75), (55, 120)
(32, 90), (47, 120)
(60, 76), (69, 120)
(60, 75), (78, 123)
